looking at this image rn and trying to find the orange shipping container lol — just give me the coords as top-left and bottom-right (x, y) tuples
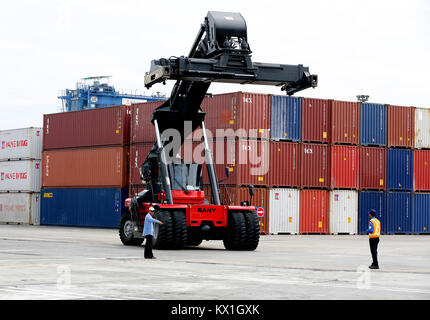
(129, 143), (154, 185)
(301, 98), (331, 143)
(330, 145), (359, 189)
(387, 105), (414, 148)
(300, 189), (329, 234)
(42, 147), (129, 188)
(182, 139), (270, 187)
(414, 150), (430, 191)
(359, 147), (386, 190)
(200, 92), (271, 139)
(269, 141), (300, 187)
(331, 100), (360, 145)
(130, 101), (165, 144)
(300, 143), (330, 188)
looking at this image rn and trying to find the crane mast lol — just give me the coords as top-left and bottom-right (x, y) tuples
(141, 11), (317, 206)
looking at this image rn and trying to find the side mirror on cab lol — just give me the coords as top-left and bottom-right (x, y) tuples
(248, 185), (255, 197)
(225, 166), (230, 178)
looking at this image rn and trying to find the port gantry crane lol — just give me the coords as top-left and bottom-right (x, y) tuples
(120, 11), (317, 250)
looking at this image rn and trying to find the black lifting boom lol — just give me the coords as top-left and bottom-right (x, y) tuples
(140, 11), (317, 206)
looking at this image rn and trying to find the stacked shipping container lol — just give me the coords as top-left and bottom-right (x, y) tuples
(37, 91), (428, 236)
(0, 127), (42, 225)
(40, 106), (130, 228)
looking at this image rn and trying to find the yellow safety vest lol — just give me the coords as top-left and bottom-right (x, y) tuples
(369, 218), (381, 238)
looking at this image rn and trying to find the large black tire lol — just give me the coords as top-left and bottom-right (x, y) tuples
(153, 210), (173, 250)
(119, 212), (143, 246)
(243, 211), (260, 251)
(223, 212), (247, 250)
(171, 210), (187, 249)
(185, 233), (203, 247)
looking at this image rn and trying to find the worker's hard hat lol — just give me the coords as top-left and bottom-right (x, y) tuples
(149, 207), (155, 212)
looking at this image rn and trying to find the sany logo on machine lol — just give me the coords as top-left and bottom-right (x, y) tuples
(1, 140), (28, 149)
(0, 172), (28, 180)
(197, 207), (217, 213)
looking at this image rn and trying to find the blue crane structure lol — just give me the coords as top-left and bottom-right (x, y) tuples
(58, 76), (166, 112)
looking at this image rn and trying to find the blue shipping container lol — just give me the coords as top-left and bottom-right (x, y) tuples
(270, 95), (301, 141)
(387, 149), (413, 191)
(360, 103), (387, 146)
(413, 193), (430, 234)
(386, 192), (412, 234)
(358, 191), (386, 234)
(40, 188), (128, 228)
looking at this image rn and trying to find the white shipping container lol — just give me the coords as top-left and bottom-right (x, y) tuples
(269, 188), (300, 234)
(415, 108), (430, 149)
(329, 190), (358, 234)
(0, 127), (42, 161)
(0, 160), (41, 192)
(0, 193), (40, 225)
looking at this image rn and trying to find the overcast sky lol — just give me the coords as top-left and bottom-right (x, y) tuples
(0, 0), (429, 130)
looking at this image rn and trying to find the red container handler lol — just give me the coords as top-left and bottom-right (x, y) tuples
(300, 189), (329, 234)
(198, 92), (271, 139)
(330, 145), (359, 189)
(301, 98), (331, 144)
(42, 146), (129, 188)
(387, 105), (414, 148)
(414, 150), (430, 191)
(43, 106), (131, 150)
(331, 100), (360, 145)
(300, 143), (330, 189)
(359, 147), (386, 190)
(130, 101), (165, 144)
(129, 143), (154, 185)
(269, 141), (300, 187)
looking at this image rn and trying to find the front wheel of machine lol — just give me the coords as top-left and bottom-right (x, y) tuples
(223, 212), (247, 250)
(171, 210), (187, 249)
(153, 211), (173, 250)
(119, 212), (142, 246)
(243, 211), (260, 251)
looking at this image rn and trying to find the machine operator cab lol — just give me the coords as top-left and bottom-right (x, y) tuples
(131, 161), (207, 206)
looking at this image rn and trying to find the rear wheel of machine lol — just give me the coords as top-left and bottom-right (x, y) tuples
(153, 210), (173, 250)
(119, 212), (143, 246)
(171, 210), (187, 249)
(243, 211), (260, 250)
(223, 212), (247, 250)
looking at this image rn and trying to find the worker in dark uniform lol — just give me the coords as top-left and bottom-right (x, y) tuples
(366, 209), (381, 269)
(143, 207), (163, 259)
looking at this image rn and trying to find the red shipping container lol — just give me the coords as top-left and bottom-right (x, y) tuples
(331, 100), (360, 145)
(219, 186), (269, 235)
(130, 101), (165, 144)
(129, 143), (154, 185)
(300, 189), (329, 234)
(414, 150), (430, 191)
(359, 147), (386, 190)
(182, 139), (270, 187)
(43, 106), (131, 150)
(330, 145), (359, 189)
(42, 147), (129, 188)
(387, 105), (414, 148)
(302, 98), (331, 143)
(198, 92), (271, 140)
(269, 141), (300, 187)
(300, 143), (330, 188)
